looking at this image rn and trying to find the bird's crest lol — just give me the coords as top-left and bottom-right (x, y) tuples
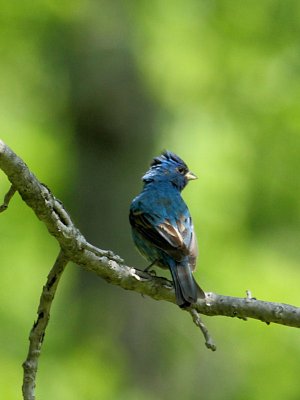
(150, 150), (188, 169)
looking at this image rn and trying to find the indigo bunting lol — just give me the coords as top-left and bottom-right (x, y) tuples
(129, 151), (205, 308)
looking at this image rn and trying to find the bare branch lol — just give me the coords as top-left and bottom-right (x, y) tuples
(189, 308), (217, 351)
(199, 291), (300, 328)
(22, 250), (69, 400)
(0, 139), (299, 358)
(0, 140), (121, 263)
(0, 184), (16, 212)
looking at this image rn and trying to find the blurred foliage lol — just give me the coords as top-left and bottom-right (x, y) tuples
(0, 1), (299, 399)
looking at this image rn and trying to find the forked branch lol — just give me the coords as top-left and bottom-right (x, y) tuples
(0, 139), (299, 399)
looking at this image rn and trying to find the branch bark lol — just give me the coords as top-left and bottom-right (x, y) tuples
(0, 139), (299, 397)
(0, 183), (16, 212)
(0, 139), (299, 327)
(22, 250), (69, 400)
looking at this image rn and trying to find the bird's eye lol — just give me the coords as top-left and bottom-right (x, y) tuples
(176, 166), (186, 174)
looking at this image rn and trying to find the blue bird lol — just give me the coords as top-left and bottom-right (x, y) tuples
(129, 151), (205, 308)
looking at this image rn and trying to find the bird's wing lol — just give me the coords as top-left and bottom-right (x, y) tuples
(157, 214), (198, 269)
(130, 209), (197, 264)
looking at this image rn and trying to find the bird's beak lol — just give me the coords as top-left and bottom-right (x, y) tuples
(185, 171), (197, 180)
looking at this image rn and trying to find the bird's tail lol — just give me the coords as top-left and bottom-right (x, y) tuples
(169, 262), (205, 308)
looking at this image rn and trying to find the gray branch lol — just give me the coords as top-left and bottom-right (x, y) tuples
(22, 250), (68, 400)
(189, 308), (217, 351)
(0, 183), (16, 212)
(0, 139), (299, 327)
(0, 139), (299, 398)
(1, 139), (298, 327)
(0, 140), (300, 328)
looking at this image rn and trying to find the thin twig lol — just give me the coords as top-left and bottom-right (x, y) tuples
(189, 308), (217, 351)
(0, 184), (16, 212)
(22, 250), (69, 400)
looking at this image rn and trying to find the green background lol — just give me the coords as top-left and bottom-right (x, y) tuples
(0, 1), (299, 399)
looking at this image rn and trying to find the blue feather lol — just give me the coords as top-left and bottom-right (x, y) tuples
(129, 151), (205, 308)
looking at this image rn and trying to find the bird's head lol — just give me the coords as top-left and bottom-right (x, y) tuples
(142, 151), (197, 191)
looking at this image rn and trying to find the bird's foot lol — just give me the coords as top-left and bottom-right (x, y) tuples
(144, 261), (157, 276)
(144, 268), (157, 276)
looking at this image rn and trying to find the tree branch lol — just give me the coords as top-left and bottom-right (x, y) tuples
(0, 183), (16, 212)
(189, 308), (217, 351)
(22, 250), (69, 400)
(0, 139), (299, 395)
